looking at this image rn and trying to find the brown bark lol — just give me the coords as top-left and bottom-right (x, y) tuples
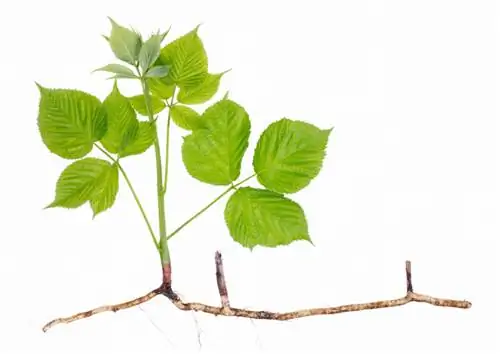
(215, 251), (230, 307)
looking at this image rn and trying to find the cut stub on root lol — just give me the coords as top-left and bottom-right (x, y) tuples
(215, 251), (230, 307)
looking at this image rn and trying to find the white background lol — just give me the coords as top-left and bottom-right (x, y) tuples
(0, 0), (498, 352)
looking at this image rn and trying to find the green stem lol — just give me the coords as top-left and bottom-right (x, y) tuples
(166, 174), (256, 241)
(162, 88), (176, 199)
(94, 144), (159, 251)
(140, 76), (170, 265)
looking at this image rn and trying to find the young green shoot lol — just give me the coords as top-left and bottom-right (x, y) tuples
(38, 17), (471, 333)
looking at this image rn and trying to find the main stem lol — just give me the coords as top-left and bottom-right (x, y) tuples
(163, 87), (176, 193)
(140, 77), (171, 279)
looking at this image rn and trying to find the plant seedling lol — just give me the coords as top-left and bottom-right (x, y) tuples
(39, 18), (471, 333)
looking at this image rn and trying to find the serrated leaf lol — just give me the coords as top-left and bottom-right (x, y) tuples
(139, 32), (166, 72)
(147, 78), (175, 99)
(170, 105), (203, 130)
(253, 119), (332, 194)
(93, 64), (137, 79)
(120, 122), (156, 158)
(37, 86), (107, 159)
(145, 65), (170, 78)
(182, 99), (250, 185)
(224, 187), (310, 249)
(177, 72), (225, 105)
(159, 25), (208, 88)
(47, 158), (115, 209)
(90, 163), (119, 217)
(100, 83), (139, 154)
(107, 17), (142, 65)
(129, 94), (166, 116)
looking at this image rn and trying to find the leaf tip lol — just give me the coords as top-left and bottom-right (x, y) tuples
(305, 237), (315, 247)
(91, 209), (100, 220)
(107, 16), (117, 26)
(35, 82), (45, 92)
(161, 25), (172, 41)
(43, 201), (56, 210)
(131, 27), (143, 41)
(322, 126), (334, 142)
(91, 65), (107, 74)
(192, 23), (203, 35)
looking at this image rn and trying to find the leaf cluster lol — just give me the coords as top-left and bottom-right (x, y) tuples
(37, 18), (333, 248)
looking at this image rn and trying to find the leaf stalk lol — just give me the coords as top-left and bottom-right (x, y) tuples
(166, 174), (256, 241)
(94, 144), (159, 252)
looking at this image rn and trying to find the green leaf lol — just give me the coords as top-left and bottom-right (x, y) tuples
(159, 25), (208, 88)
(100, 83), (139, 154)
(182, 99), (250, 185)
(139, 32), (167, 72)
(224, 187), (310, 249)
(47, 158), (115, 209)
(147, 78), (175, 99)
(129, 94), (166, 116)
(90, 163), (119, 217)
(170, 105), (203, 130)
(93, 64), (137, 79)
(145, 65), (170, 78)
(37, 86), (107, 159)
(105, 75), (138, 80)
(107, 17), (142, 65)
(177, 71), (226, 105)
(253, 119), (332, 194)
(120, 122), (156, 158)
